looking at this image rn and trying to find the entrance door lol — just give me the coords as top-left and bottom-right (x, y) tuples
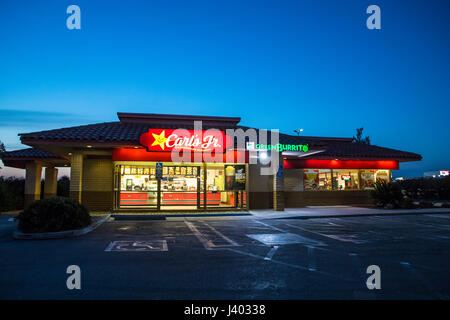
(115, 163), (247, 211)
(160, 165), (201, 210)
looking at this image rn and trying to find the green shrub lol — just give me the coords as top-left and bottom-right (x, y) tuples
(16, 197), (91, 233)
(397, 176), (450, 200)
(57, 176), (70, 197)
(0, 177), (25, 212)
(370, 181), (403, 208)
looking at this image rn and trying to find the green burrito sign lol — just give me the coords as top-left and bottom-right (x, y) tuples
(246, 142), (309, 152)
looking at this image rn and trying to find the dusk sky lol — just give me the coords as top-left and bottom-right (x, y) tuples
(0, 0), (449, 178)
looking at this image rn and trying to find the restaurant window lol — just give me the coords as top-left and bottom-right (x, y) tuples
(332, 169), (360, 190)
(119, 165), (158, 207)
(302, 168), (391, 191)
(360, 169), (390, 190)
(304, 169), (332, 191)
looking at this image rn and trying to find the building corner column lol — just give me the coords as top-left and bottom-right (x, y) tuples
(43, 166), (58, 198)
(273, 152), (285, 211)
(70, 152), (83, 203)
(24, 161), (42, 207)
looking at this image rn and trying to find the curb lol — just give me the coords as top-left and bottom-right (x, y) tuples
(112, 213), (252, 220)
(13, 214), (111, 240)
(272, 210), (450, 220)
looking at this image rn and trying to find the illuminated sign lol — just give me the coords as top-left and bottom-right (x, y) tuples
(246, 142), (309, 152)
(140, 129), (229, 152)
(440, 170), (449, 176)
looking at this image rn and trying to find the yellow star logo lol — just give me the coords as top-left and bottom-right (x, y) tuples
(151, 130), (167, 150)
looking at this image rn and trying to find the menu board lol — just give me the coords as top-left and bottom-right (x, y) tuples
(225, 165), (246, 190)
(234, 165), (246, 190)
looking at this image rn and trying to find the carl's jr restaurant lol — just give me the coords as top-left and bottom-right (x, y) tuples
(0, 112), (421, 212)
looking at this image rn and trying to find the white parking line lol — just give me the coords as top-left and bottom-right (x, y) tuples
(264, 246), (279, 261)
(286, 223), (367, 244)
(184, 221), (212, 250)
(306, 245), (317, 271)
(199, 220), (240, 247)
(184, 220), (239, 250)
(253, 220), (287, 233)
(226, 248), (352, 281)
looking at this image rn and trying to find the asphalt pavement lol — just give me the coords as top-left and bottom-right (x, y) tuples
(0, 213), (449, 299)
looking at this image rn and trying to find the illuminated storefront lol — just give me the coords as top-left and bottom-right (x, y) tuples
(1, 112), (422, 212)
(114, 163), (246, 210)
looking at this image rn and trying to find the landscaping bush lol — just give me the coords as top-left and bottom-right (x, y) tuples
(0, 176), (71, 213)
(16, 197), (91, 233)
(370, 181), (403, 208)
(397, 176), (450, 200)
(0, 177), (25, 212)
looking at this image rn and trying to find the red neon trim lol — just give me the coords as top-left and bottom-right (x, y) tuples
(284, 159), (399, 170)
(112, 148), (248, 163)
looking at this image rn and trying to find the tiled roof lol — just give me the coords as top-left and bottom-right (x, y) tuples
(17, 121), (421, 162)
(304, 141), (422, 161)
(19, 122), (143, 143)
(0, 148), (64, 159)
(19, 122), (243, 143)
(18, 122), (320, 146)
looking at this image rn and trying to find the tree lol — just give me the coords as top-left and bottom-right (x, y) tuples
(57, 176), (70, 197)
(353, 128), (370, 145)
(0, 140), (5, 169)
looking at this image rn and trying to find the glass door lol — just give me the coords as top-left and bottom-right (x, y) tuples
(160, 165), (201, 210)
(115, 163), (247, 211)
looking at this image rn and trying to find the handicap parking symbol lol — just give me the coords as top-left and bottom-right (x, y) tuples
(105, 240), (168, 252)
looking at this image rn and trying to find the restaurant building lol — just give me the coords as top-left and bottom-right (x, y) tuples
(1, 112), (422, 212)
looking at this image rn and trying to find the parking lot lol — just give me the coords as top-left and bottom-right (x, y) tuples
(0, 213), (449, 299)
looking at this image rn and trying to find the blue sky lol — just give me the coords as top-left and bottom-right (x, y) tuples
(0, 0), (449, 178)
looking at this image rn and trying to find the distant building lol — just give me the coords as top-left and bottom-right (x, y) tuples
(424, 170), (449, 178)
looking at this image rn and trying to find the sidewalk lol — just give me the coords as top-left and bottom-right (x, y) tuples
(249, 206), (450, 220)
